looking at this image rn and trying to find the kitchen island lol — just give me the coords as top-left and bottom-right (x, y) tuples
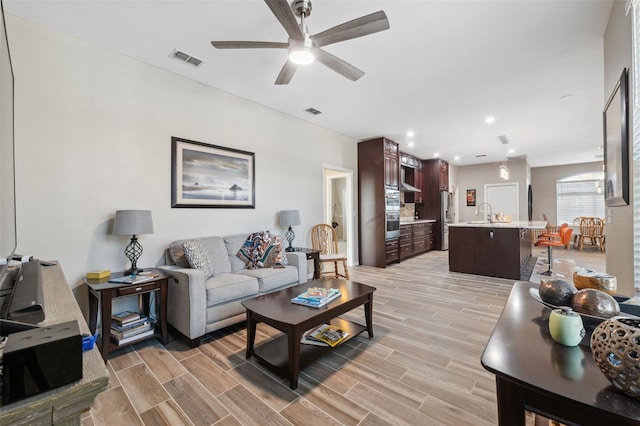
(448, 221), (546, 280)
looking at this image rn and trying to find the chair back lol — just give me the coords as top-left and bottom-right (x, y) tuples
(311, 224), (339, 255)
(561, 227), (573, 247)
(579, 217), (594, 237)
(591, 218), (605, 237)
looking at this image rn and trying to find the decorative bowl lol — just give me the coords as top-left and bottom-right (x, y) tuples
(571, 288), (620, 318)
(590, 316), (640, 400)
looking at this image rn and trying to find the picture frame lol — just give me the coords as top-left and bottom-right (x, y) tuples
(171, 137), (255, 208)
(603, 68), (629, 207)
(466, 189), (476, 206)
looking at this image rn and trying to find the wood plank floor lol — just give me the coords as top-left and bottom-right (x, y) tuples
(81, 247), (604, 426)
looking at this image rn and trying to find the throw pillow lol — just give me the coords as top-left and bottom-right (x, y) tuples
(182, 240), (215, 279)
(168, 240), (190, 268)
(237, 231), (287, 269)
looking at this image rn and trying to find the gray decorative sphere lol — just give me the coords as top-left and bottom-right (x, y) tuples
(590, 316), (640, 400)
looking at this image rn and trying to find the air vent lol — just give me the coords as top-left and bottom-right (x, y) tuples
(507, 154), (527, 161)
(475, 154), (487, 158)
(595, 153), (604, 159)
(498, 135), (509, 145)
(305, 107), (322, 115)
(169, 49), (203, 67)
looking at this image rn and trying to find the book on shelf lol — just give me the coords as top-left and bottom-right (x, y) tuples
(306, 324), (349, 347)
(111, 323), (153, 340)
(108, 274), (158, 285)
(112, 310), (140, 325)
(111, 328), (155, 345)
(110, 317), (151, 333)
(291, 288), (341, 308)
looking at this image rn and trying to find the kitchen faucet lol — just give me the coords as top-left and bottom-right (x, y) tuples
(475, 202), (493, 223)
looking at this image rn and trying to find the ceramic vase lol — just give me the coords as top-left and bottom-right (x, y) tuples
(590, 316), (640, 400)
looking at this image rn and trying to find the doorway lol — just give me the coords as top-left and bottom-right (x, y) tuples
(485, 182), (519, 220)
(323, 166), (354, 266)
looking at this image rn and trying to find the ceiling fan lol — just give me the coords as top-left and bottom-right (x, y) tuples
(211, 0), (390, 85)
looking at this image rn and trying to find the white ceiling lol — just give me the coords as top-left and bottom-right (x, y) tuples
(5, 0), (614, 167)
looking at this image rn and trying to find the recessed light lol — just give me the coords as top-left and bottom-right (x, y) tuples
(508, 149), (515, 154)
(597, 146), (602, 150)
(454, 156), (460, 161)
(408, 141), (415, 147)
(407, 130), (415, 137)
(434, 153), (440, 158)
(485, 116), (495, 124)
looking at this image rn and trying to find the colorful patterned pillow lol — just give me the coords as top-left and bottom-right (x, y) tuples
(182, 240), (215, 279)
(237, 231), (288, 269)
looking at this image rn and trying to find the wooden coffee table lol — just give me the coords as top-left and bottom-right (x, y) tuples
(241, 278), (376, 389)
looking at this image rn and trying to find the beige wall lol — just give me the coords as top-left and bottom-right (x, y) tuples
(7, 15), (358, 304)
(531, 161), (604, 226)
(455, 159), (528, 222)
(603, 0), (634, 296)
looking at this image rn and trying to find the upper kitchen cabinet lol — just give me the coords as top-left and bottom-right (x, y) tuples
(439, 160), (449, 191)
(400, 153), (424, 203)
(383, 139), (399, 190)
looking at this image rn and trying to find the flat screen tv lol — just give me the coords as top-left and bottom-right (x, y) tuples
(0, 0), (17, 283)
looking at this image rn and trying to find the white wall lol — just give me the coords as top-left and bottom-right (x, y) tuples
(603, 0), (634, 296)
(7, 15), (358, 309)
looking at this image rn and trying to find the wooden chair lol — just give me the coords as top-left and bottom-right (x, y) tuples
(311, 224), (349, 280)
(588, 218), (606, 252)
(535, 226), (573, 275)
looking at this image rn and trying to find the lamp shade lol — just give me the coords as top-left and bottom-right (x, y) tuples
(279, 210), (301, 227)
(113, 210), (154, 235)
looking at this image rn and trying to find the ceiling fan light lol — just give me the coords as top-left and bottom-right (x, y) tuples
(289, 47), (314, 65)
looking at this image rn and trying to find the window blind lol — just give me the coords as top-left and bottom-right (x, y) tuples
(556, 179), (605, 224)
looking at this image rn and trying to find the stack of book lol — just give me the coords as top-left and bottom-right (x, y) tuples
(291, 287), (341, 308)
(301, 324), (350, 347)
(111, 311), (154, 345)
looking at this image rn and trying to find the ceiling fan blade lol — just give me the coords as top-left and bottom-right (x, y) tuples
(211, 41), (288, 49)
(312, 11), (389, 47)
(314, 48), (365, 81)
(275, 61), (297, 85)
(264, 0), (304, 41)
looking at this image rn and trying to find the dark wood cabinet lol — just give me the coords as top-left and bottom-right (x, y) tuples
(425, 222), (435, 250)
(358, 137), (400, 268)
(385, 238), (399, 264)
(399, 221), (434, 260)
(414, 169), (424, 203)
(422, 159), (449, 249)
(439, 160), (449, 191)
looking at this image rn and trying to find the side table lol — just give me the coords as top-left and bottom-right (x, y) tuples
(86, 270), (169, 362)
(290, 248), (320, 279)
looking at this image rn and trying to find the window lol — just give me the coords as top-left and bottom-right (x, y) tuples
(556, 172), (605, 224)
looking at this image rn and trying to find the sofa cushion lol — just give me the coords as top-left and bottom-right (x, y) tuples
(198, 236), (232, 274)
(236, 231), (288, 269)
(204, 273), (258, 307)
(168, 240), (190, 268)
(182, 240), (215, 279)
(225, 234), (249, 272)
(236, 265), (298, 293)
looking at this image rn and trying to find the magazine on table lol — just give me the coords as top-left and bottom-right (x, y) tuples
(305, 324), (349, 347)
(291, 288), (341, 308)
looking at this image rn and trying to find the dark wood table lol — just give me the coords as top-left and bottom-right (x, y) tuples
(86, 270), (169, 362)
(290, 247), (321, 279)
(481, 281), (640, 425)
(241, 279), (375, 389)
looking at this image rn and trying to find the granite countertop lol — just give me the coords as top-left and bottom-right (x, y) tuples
(400, 219), (437, 224)
(448, 220), (547, 229)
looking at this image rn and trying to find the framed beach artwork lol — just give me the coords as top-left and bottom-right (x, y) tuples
(171, 137), (255, 208)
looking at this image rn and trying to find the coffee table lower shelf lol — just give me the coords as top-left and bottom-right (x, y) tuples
(251, 318), (366, 385)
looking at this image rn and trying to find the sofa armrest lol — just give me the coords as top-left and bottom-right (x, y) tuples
(157, 265), (207, 340)
(285, 252), (308, 284)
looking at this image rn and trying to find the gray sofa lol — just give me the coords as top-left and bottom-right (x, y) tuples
(158, 233), (307, 346)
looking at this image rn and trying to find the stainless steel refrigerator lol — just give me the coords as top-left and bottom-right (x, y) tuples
(441, 191), (453, 250)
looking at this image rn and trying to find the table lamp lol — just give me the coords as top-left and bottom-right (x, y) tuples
(279, 210), (301, 252)
(112, 210), (154, 275)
